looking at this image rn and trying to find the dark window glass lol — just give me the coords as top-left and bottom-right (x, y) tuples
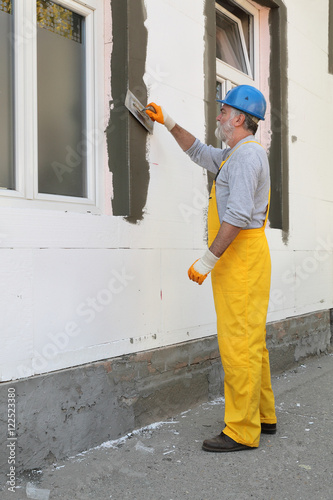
(0, 0), (15, 190)
(37, 1), (86, 197)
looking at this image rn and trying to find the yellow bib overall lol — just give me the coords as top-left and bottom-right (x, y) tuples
(208, 141), (277, 447)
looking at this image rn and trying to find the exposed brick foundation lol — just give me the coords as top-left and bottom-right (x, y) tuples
(0, 309), (331, 479)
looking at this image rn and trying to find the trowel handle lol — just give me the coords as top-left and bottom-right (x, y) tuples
(142, 104), (157, 113)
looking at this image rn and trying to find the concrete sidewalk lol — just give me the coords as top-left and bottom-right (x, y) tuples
(2, 353), (333, 500)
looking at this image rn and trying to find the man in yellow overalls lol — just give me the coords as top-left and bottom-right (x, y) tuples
(145, 85), (277, 452)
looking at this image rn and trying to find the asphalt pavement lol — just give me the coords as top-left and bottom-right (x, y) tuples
(1, 352), (333, 500)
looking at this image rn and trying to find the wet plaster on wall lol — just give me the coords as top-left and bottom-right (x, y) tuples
(204, 0), (218, 194)
(329, 0), (333, 74)
(268, 0), (289, 235)
(106, 0), (150, 223)
(254, 0), (289, 234)
(127, 0), (150, 224)
(204, 0), (217, 148)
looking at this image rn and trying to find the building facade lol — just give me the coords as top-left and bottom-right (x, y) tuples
(0, 0), (332, 475)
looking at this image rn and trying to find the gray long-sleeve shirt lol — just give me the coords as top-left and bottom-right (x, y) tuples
(185, 136), (270, 229)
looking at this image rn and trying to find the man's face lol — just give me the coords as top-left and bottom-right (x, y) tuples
(215, 104), (235, 145)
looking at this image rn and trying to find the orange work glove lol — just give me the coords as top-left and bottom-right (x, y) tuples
(188, 249), (219, 285)
(144, 102), (176, 131)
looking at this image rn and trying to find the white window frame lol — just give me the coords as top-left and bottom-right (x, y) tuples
(0, 0), (104, 213)
(216, 0), (260, 88)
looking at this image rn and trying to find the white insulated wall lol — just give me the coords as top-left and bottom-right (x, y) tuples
(1, 0), (333, 382)
(267, 0), (333, 322)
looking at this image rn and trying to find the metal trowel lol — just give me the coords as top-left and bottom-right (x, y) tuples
(124, 89), (155, 134)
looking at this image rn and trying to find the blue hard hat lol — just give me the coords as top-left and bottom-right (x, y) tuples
(217, 85), (266, 121)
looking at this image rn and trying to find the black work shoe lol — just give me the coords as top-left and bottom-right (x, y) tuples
(202, 432), (253, 453)
(261, 423), (277, 434)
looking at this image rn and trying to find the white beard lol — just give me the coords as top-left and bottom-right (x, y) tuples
(215, 118), (235, 145)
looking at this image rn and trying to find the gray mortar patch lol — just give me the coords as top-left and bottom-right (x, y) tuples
(107, 0), (150, 222)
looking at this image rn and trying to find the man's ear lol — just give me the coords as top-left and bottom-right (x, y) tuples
(234, 113), (246, 127)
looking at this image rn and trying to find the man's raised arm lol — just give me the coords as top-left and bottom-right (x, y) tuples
(145, 103), (196, 151)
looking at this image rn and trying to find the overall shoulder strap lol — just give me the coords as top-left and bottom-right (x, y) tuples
(263, 188), (271, 228)
(215, 140), (263, 181)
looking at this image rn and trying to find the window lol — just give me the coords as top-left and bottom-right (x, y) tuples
(215, 1), (259, 144)
(0, 0), (104, 212)
(0, 1), (14, 190)
(216, 4), (252, 77)
(216, 0), (259, 87)
(37, 1), (86, 197)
